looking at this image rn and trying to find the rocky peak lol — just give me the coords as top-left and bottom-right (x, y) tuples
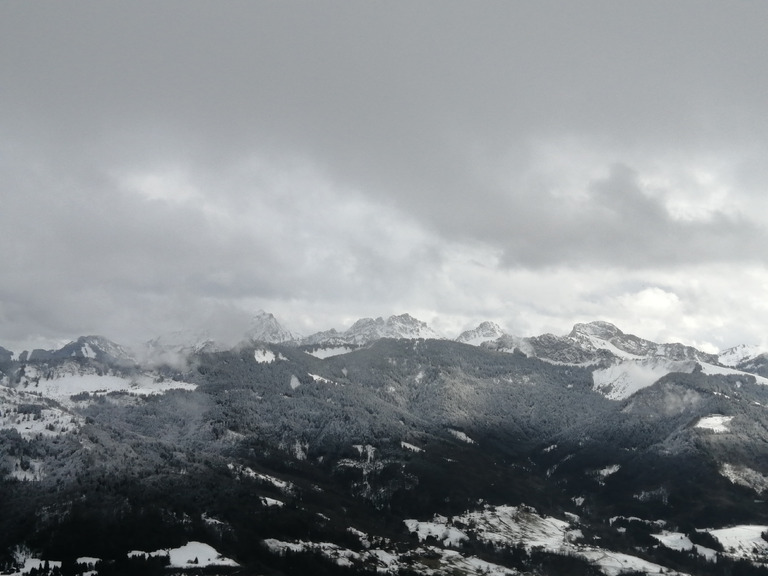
(456, 321), (506, 345)
(245, 310), (297, 344)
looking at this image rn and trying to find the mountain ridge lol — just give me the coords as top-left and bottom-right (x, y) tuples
(5, 316), (767, 376)
(3, 317), (768, 574)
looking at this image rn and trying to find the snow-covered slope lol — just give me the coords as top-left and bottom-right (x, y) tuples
(592, 358), (698, 400)
(0, 385), (83, 441)
(566, 321), (717, 363)
(483, 321), (763, 401)
(719, 344), (766, 367)
(14, 373), (196, 406)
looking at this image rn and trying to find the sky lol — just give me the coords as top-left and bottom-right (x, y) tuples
(2, 1), (768, 354)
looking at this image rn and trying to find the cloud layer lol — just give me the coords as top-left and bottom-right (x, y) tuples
(2, 2), (768, 352)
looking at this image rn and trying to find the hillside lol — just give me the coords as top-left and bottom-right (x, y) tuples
(1, 321), (768, 575)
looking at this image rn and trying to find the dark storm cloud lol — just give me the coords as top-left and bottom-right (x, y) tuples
(2, 1), (768, 348)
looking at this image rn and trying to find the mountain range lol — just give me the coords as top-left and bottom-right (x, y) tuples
(2, 312), (768, 575)
(7, 312), (765, 400)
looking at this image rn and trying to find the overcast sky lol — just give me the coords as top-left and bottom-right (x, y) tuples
(2, 1), (768, 353)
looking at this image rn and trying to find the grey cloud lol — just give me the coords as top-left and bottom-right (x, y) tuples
(495, 165), (765, 268)
(3, 1), (768, 348)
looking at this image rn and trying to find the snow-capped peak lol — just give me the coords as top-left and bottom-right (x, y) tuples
(567, 321), (716, 363)
(302, 313), (441, 347)
(456, 322), (506, 346)
(26, 335), (135, 365)
(569, 320), (623, 341)
(719, 344), (766, 367)
(383, 313), (441, 340)
(244, 310), (297, 344)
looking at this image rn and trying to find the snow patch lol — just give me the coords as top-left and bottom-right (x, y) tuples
(721, 463), (768, 494)
(651, 531), (717, 561)
(699, 362), (768, 385)
(719, 344), (765, 367)
(448, 429), (476, 444)
(353, 444), (376, 462)
(260, 496), (284, 508)
(306, 346), (354, 359)
(227, 463), (295, 494)
(403, 518), (468, 547)
(708, 525), (768, 560)
(695, 414), (733, 433)
(6, 559), (62, 576)
(130, 541), (238, 568)
(15, 374), (196, 406)
(254, 348), (277, 363)
(7, 459), (45, 482)
(309, 373), (337, 385)
(592, 358), (695, 400)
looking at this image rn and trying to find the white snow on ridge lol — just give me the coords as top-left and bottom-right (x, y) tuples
(265, 538), (537, 576)
(404, 517), (468, 547)
(15, 374), (196, 405)
(454, 505), (570, 550)
(266, 502), (692, 576)
(695, 414), (733, 433)
(306, 346), (354, 359)
(651, 531), (717, 561)
(309, 373), (337, 385)
(227, 463), (296, 494)
(579, 333), (645, 361)
(597, 464), (621, 479)
(720, 463), (768, 494)
(129, 541), (238, 568)
(448, 429), (476, 444)
(719, 344), (765, 367)
(6, 559), (62, 576)
(577, 549), (681, 576)
(592, 358), (695, 400)
(0, 386), (82, 440)
(699, 362), (768, 385)
(709, 525), (768, 560)
(260, 496), (285, 508)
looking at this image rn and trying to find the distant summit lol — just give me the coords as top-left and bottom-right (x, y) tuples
(144, 330), (223, 363)
(245, 310), (297, 344)
(24, 335), (134, 365)
(456, 321), (506, 346)
(302, 313), (441, 347)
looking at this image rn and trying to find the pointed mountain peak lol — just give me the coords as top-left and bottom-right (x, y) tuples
(27, 335), (135, 365)
(384, 313), (440, 338)
(456, 321), (506, 345)
(569, 321), (623, 340)
(719, 343), (767, 367)
(245, 310), (297, 344)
